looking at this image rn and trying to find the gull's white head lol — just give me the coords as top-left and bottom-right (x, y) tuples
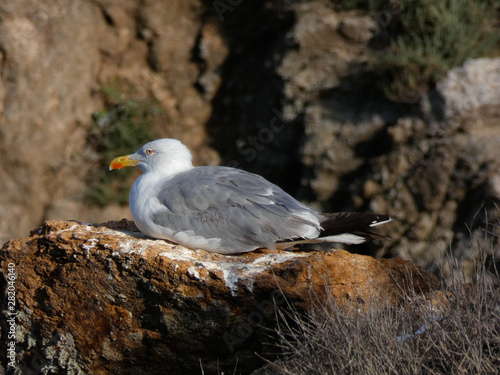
(109, 138), (193, 176)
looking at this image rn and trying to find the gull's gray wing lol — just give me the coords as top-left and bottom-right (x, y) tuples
(151, 166), (321, 252)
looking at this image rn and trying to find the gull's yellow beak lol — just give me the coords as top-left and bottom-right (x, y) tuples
(109, 155), (140, 170)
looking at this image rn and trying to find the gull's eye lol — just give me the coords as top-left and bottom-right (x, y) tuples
(145, 149), (154, 156)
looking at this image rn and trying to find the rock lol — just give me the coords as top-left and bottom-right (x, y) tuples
(0, 0), (223, 245)
(436, 58), (500, 122)
(1, 219), (438, 375)
(296, 56), (500, 277)
(0, 0), (106, 246)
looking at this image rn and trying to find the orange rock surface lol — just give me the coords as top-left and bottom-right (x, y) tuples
(1, 219), (438, 374)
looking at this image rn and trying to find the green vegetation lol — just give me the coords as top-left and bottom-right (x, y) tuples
(86, 83), (160, 206)
(275, 250), (500, 374)
(340, 0), (500, 102)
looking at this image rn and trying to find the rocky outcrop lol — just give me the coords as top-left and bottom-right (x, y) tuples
(355, 59), (500, 274)
(0, 220), (438, 374)
(436, 58), (500, 121)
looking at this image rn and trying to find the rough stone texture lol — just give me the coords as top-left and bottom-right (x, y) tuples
(0, 0), (224, 245)
(263, 2), (500, 276)
(364, 115), (500, 273)
(0, 220), (438, 374)
(436, 58), (500, 121)
(0, 0), (106, 245)
(356, 59), (500, 274)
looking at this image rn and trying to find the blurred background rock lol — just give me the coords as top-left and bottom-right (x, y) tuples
(1, 0), (499, 278)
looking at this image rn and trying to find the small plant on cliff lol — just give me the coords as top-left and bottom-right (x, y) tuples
(86, 83), (160, 206)
(338, 0), (500, 103)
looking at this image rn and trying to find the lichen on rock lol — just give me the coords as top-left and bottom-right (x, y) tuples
(1, 219), (438, 374)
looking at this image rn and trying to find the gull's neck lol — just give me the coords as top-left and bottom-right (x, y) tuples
(149, 158), (194, 180)
(130, 159), (193, 220)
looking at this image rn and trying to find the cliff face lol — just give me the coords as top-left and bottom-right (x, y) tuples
(0, 0), (220, 245)
(0, 220), (438, 374)
(1, 1), (499, 273)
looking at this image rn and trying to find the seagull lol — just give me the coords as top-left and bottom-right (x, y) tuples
(109, 139), (391, 254)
